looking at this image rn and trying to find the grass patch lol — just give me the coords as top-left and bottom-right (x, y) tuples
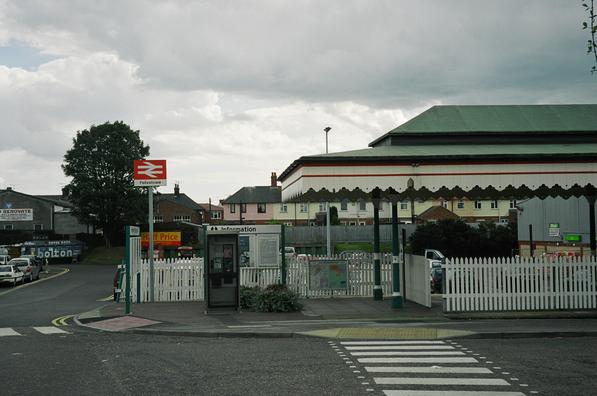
(81, 246), (125, 265)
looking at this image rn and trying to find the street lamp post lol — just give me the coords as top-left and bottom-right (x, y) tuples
(324, 127), (332, 256)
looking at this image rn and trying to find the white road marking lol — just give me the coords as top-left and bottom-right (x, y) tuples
(383, 391), (526, 396)
(375, 377), (510, 386)
(345, 345), (455, 350)
(33, 326), (69, 335)
(358, 357), (478, 364)
(351, 351), (465, 356)
(365, 366), (492, 374)
(0, 328), (21, 336)
(342, 341), (445, 345)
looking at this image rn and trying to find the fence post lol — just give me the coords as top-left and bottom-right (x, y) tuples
(281, 224), (287, 285)
(391, 202), (402, 308)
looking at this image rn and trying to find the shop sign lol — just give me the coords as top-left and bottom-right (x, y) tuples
(141, 232), (181, 247)
(0, 208), (33, 221)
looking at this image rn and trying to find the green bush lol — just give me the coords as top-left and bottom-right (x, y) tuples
(240, 284), (302, 312)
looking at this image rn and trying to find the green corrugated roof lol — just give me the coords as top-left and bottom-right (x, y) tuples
(390, 105), (597, 133)
(314, 143), (597, 158)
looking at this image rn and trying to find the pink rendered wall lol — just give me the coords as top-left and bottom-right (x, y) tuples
(222, 203), (275, 222)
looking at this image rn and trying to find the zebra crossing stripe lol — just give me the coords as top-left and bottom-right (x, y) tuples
(0, 328), (21, 336)
(342, 341), (445, 345)
(350, 351), (465, 356)
(358, 357), (478, 364)
(33, 326), (69, 335)
(375, 377), (510, 386)
(346, 345), (455, 350)
(383, 391), (526, 396)
(365, 366), (492, 374)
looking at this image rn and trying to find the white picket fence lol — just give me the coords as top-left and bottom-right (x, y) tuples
(444, 256), (597, 312)
(133, 258), (204, 302)
(132, 254), (401, 302)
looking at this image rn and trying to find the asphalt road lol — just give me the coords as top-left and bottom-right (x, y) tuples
(0, 264), (115, 327)
(459, 336), (597, 396)
(1, 333), (363, 396)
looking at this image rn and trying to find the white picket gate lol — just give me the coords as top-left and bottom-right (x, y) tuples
(444, 256), (597, 312)
(134, 258), (204, 302)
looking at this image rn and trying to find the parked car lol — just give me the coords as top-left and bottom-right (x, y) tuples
(19, 254), (41, 267)
(425, 249), (445, 268)
(0, 265), (25, 286)
(282, 246), (296, 260)
(430, 266), (443, 293)
(8, 257), (41, 282)
(0, 254), (12, 265)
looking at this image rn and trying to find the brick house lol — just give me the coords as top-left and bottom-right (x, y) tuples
(220, 173), (281, 224)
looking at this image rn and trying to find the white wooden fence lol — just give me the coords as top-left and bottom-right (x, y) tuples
(444, 256), (597, 312)
(132, 254), (410, 302)
(133, 258), (204, 302)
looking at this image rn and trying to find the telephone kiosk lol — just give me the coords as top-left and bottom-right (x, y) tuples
(205, 230), (239, 310)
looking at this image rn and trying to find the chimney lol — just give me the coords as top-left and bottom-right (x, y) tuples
(174, 183), (180, 197)
(271, 172), (277, 187)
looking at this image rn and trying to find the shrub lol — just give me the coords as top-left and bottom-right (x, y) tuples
(240, 284), (302, 312)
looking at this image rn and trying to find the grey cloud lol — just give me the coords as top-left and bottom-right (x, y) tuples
(3, 1), (594, 108)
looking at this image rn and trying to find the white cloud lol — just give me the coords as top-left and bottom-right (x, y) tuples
(0, 0), (595, 203)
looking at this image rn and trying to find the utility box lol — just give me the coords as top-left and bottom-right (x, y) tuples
(205, 230), (239, 310)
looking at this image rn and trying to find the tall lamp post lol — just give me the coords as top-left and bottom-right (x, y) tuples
(324, 126), (332, 256)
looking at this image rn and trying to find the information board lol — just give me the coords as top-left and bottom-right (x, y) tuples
(308, 259), (348, 290)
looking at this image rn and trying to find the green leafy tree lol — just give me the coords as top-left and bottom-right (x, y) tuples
(409, 219), (516, 258)
(62, 121), (150, 247)
(583, 0), (597, 74)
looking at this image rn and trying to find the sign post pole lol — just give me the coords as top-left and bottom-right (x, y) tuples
(133, 159), (167, 303)
(125, 226), (132, 314)
(148, 187), (155, 302)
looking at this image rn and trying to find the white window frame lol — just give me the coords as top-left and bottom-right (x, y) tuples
(229, 203), (236, 214)
(441, 200), (448, 209)
(400, 201), (408, 210)
(474, 200), (482, 210)
(509, 200), (517, 209)
(491, 200), (498, 209)
(4, 224), (13, 230)
(299, 203), (308, 213)
(211, 211), (221, 219)
(457, 200), (465, 209)
(340, 200), (348, 211)
(257, 203), (267, 213)
(153, 216), (163, 223)
(358, 201), (366, 211)
(319, 202), (327, 212)
(280, 203), (288, 213)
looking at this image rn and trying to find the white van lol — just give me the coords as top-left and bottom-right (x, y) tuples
(0, 255), (12, 265)
(424, 249), (445, 268)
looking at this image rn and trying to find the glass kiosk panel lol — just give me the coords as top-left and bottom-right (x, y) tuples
(207, 234), (239, 308)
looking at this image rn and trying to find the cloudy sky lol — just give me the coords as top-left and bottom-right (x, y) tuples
(0, 0), (595, 204)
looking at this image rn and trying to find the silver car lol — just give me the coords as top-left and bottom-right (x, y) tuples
(8, 258), (41, 282)
(0, 265), (25, 286)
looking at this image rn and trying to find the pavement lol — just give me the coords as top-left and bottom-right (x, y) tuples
(74, 294), (597, 339)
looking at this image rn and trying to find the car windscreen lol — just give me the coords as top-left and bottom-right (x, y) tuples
(0, 266), (11, 272)
(10, 260), (28, 266)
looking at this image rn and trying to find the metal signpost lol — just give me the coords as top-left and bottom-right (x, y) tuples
(134, 159), (167, 303)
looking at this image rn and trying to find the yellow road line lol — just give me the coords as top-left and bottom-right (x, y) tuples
(97, 294), (114, 302)
(51, 314), (75, 326)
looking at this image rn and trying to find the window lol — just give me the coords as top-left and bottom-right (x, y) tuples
(4, 224), (13, 230)
(340, 200), (348, 211)
(400, 201), (408, 210)
(283, 222), (293, 227)
(153, 216), (163, 223)
(257, 203), (266, 213)
(319, 202), (327, 212)
(34, 224), (43, 231)
(359, 221), (366, 226)
(211, 211), (221, 219)
(441, 200), (448, 209)
(309, 221), (317, 226)
(509, 200), (517, 209)
(241, 203), (247, 213)
(359, 201), (366, 211)
(280, 203), (288, 213)
(229, 204), (236, 213)
(348, 221), (357, 226)
(457, 200), (465, 209)
(490, 200), (498, 209)
(474, 200), (482, 210)
(173, 215), (191, 222)
(299, 203), (308, 213)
